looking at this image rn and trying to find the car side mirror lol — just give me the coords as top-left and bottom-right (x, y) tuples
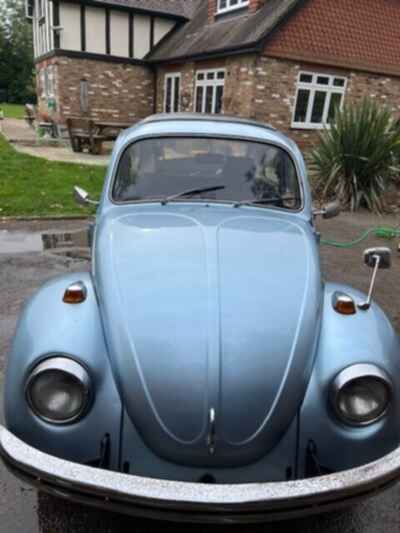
(364, 247), (391, 270)
(73, 186), (99, 206)
(358, 247), (391, 311)
(313, 201), (341, 220)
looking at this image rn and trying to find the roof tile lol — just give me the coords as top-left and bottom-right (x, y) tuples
(265, 0), (400, 76)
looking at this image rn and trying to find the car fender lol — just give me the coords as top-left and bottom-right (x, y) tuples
(298, 281), (400, 476)
(4, 272), (122, 469)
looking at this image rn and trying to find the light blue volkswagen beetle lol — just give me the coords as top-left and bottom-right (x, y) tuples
(2, 114), (400, 523)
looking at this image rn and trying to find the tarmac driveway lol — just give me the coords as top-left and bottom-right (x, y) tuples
(1, 214), (400, 532)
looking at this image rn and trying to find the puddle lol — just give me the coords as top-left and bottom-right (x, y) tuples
(0, 229), (90, 259)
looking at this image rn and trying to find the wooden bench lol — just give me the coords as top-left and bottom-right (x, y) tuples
(66, 117), (106, 155)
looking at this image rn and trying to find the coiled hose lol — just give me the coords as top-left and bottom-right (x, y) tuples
(321, 226), (400, 248)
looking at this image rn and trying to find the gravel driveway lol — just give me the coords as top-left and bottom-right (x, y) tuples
(1, 213), (400, 533)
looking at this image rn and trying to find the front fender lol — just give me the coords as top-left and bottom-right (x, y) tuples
(4, 273), (122, 469)
(298, 282), (400, 476)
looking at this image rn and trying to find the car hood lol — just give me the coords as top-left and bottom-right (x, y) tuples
(95, 205), (322, 467)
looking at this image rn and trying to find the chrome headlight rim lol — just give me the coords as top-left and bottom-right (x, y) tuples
(25, 356), (92, 425)
(330, 363), (392, 427)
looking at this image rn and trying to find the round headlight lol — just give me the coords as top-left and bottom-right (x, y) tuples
(26, 357), (91, 424)
(331, 364), (392, 426)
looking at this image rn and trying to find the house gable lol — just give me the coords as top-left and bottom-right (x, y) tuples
(264, 0), (400, 77)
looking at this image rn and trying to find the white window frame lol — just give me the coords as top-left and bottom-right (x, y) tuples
(217, 0), (249, 15)
(164, 73), (181, 113)
(291, 71), (347, 130)
(37, 0), (45, 19)
(25, 0), (34, 19)
(194, 68), (225, 114)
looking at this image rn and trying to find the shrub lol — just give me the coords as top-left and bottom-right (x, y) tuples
(310, 99), (400, 213)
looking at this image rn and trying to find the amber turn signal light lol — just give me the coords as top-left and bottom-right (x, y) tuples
(63, 282), (87, 304)
(332, 292), (356, 315)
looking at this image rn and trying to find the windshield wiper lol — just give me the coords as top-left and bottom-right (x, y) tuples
(233, 196), (297, 208)
(161, 185), (226, 205)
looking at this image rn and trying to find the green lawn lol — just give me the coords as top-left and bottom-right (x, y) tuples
(0, 103), (25, 120)
(0, 135), (106, 216)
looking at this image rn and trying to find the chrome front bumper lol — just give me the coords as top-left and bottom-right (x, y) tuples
(1, 426), (400, 524)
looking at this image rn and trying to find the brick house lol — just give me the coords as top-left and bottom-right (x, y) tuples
(28, 0), (400, 149)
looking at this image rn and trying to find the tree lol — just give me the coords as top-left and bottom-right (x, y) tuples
(0, 0), (35, 103)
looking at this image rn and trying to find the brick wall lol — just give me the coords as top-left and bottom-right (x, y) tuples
(38, 52), (400, 152)
(249, 0), (266, 13)
(35, 58), (58, 121)
(253, 56), (400, 151)
(157, 54), (400, 153)
(208, 0), (217, 24)
(36, 55), (154, 126)
(156, 54), (258, 117)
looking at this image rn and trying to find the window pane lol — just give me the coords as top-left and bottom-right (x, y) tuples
(294, 89), (310, 123)
(173, 77), (180, 112)
(299, 73), (312, 83)
(219, 0), (227, 9)
(316, 76), (329, 85)
(113, 138), (301, 211)
(165, 78), (172, 113)
(197, 73), (204, 81)
(328, 93), (342, 122)
(205, 86), (213, 113)
(207, 72), (215, 80)
(80, 80), (89, 113)
(217, 71), (225, 80)
(311, 91), (327, 123)
(334, 78), (345, 87)
(196, 87), (203, 113)
(215, 85), (224, 114)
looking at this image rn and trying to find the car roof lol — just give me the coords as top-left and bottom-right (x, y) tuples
(139, 113), (277, 132)
(118, 113), (300, 155)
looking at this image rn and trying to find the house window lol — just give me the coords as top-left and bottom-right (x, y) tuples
(164, 73), (181, 113)
(80, 79), (89, 113)
(25, 0), (34, 19)
(292, 72), (347, 129)
(195, 69), (225, 114)
(217, 0), (249, 14)
(46, 66), (55, 98)
(37, 0), (45, 19)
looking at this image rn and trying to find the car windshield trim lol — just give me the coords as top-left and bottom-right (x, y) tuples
(108, 134), (305, 213)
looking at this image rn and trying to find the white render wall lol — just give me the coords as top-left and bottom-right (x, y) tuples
(133, 14), (151, 59)
(86, 7), (106, 54)
(32, 2), (177, 60)
(154, 17), (175, 45)
(110, 10), (130, 57)
(59, 3), (81, 52)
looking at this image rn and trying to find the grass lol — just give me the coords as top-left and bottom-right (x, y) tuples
(0, 135), (106, 216)
(0, 103), (25, 120)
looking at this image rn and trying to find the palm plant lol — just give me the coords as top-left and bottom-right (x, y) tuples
(310, 99), (400, 213)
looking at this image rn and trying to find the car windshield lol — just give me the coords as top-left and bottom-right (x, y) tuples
(112, 137), (302, 210)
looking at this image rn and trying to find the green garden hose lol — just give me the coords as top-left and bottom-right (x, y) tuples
(321, 226), (400, 248)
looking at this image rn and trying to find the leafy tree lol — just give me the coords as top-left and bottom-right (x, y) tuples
(0, 0), (35, 103)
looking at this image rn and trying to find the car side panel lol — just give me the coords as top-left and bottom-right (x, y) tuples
(4, 273), (122, 469)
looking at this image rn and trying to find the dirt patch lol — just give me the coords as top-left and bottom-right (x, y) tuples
(317, 211), (400, 331)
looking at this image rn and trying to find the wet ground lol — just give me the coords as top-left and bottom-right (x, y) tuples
(1, 213), (400, 532)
